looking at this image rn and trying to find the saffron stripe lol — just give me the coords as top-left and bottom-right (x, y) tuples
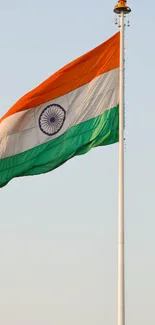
(0, 32), (119, 122)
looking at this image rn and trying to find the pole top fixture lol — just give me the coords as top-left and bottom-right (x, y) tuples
(114, 0), (131, 14)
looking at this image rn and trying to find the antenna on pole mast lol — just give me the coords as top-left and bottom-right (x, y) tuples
(113, 2), (131, 325)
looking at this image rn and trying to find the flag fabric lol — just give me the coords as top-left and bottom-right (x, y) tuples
(0, 32), (120, 188)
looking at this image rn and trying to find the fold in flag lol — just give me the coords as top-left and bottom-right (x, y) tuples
(0, 32), (120, 188)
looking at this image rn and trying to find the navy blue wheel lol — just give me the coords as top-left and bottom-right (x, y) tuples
(39, 104), (66, 136)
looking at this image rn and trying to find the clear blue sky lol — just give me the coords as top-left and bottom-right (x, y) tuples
(0, 1), (155, 324)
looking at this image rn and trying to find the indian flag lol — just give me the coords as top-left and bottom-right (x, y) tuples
(0, 32), (120, 188)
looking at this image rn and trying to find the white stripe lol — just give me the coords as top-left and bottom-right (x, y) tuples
(0, 68), (119, 159)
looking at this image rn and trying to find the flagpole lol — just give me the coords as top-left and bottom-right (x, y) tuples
(113, 2), (131, 325)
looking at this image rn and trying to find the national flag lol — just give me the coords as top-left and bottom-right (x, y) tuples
(0, 32), (120, 188)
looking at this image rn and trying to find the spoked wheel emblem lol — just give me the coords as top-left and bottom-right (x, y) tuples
(39, 104), (66, 136)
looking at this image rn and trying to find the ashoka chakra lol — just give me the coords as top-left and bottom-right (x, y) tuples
(39, 104), (66, 136)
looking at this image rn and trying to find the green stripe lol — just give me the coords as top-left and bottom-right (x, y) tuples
(0, 105), (119, 187)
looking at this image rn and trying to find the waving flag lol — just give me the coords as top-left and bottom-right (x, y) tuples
(0, 32), (119, 187)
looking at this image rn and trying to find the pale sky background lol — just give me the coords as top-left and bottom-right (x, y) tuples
(0, 1), (155, 324)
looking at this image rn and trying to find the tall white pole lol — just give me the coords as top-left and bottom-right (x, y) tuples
(118, 11), (125, 325)
(114, 2), (131, 325)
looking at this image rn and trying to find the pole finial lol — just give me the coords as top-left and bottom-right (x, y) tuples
(114, 0), (131, 14)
